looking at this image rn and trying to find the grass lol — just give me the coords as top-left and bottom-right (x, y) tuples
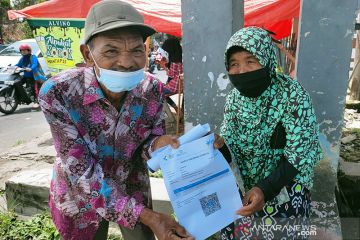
(108, 234), (123, 240)
(0, 211), (61, 240)
(0, 169), (157, 239)
(0, 210), (124, 240)
(12, 139), (24, 147)
(340, 128), (360, 163)
(0, 170), (157, 239)
(351, 128), (360, 136)
(149, 170), (163, 178)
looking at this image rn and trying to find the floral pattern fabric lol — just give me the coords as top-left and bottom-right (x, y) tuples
(220, 27), (323, 192)
(39, 67), (165, 240)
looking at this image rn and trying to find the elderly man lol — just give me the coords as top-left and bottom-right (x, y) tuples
(39, 1), (193, 239)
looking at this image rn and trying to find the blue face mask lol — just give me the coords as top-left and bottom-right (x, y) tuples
(89, 47), (144, 93)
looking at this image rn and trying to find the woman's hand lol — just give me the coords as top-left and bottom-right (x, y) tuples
(213, 133), (225, 149)
(152, 135), (180, 152)
(236, 187), (265, 216)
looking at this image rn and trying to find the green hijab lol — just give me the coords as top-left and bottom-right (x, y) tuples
(220, 27), (323, 191)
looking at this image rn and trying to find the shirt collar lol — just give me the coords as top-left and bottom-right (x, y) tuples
(83, 67), (105, 105)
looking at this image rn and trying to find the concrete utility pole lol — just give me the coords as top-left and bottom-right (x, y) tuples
(181, 0), (243, 131)
(296, 0), (358, 238)
(182, 0), (358, 238)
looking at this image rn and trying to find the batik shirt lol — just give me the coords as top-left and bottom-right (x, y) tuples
(220, 27), (323, 192)
(39, 67), (165, 239)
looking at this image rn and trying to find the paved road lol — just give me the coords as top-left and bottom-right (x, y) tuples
(0, 69), (168, 154)
(0, 105), (50, 154)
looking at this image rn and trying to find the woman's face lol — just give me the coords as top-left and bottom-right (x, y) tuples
(20, 49), (30, 56)
(228, 51), (262, 74)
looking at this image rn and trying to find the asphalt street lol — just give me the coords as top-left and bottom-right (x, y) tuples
(0, 105), (49, 154)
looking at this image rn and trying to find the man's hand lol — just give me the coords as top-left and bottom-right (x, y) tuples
(213, 133), (224, 149)
(24, 67), (32, 72)
(140, 208), (194, 240)
(152, 135), (180, 152)
(236, 187), (265, 216)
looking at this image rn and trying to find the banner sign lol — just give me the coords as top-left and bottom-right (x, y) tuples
(27, 18), (85, 74)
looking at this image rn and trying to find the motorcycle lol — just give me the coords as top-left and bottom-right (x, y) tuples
(147, 52), (157, 73)
(0, 66), (37, 114)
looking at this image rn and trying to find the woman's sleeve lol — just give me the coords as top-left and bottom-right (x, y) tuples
(29, 55), (39, 71)
(15, 57), (22, 67)
(282, 86), (323, 175)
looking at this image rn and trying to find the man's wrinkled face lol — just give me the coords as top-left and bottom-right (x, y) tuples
(83, 29), (146, 74)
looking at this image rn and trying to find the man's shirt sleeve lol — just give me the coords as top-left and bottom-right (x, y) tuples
(142, 78), (166, 159)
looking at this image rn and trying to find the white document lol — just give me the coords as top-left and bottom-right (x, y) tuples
(148, 124), (210, 172)
(150, 130), (242, 239)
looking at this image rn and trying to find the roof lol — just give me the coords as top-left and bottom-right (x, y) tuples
(7, 0), (299, 39)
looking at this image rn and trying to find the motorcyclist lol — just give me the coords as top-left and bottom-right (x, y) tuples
(15, 44), (46, 108)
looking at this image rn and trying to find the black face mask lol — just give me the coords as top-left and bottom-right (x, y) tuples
(228, 67), (271, 98)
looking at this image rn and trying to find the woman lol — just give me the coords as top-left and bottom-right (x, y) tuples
(159, 38), (183, 112)
(15, 44), (47, 108)
(219, 27), (323, 239)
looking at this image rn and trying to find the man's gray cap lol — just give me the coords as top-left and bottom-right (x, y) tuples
(84, 0), (156, 43)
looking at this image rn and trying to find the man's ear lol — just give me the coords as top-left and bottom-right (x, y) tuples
(80, 44), (94, 67)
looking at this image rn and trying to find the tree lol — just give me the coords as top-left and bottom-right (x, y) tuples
(0, 0), (11, 42)
(0, 0), (46, 43)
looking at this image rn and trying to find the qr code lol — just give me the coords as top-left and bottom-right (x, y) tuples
(200, 192), (221, 216)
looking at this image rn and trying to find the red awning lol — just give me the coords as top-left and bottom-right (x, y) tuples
(244, 0), (300, 39)
(8, 0), (299, 39)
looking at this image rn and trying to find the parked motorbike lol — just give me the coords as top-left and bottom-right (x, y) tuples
(148, 52), (157, 73)
(0, 66), (36, 114)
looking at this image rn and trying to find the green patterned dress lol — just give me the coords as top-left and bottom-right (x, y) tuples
(219, 27), (323, 240)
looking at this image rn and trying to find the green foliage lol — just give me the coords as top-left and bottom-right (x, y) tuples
(149, 170), (163, 178)
(0, 0), (11, 10)
(12, 139), (24, 147)
(171, 212), (177, 221)
(0, 210), (125, 240)
(21, 21), (33, 39)
(0, 211), (61, 240)
(108, 234), (123, 240)
(0, 0), (46, 42)
(11, 0), (47, 10)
